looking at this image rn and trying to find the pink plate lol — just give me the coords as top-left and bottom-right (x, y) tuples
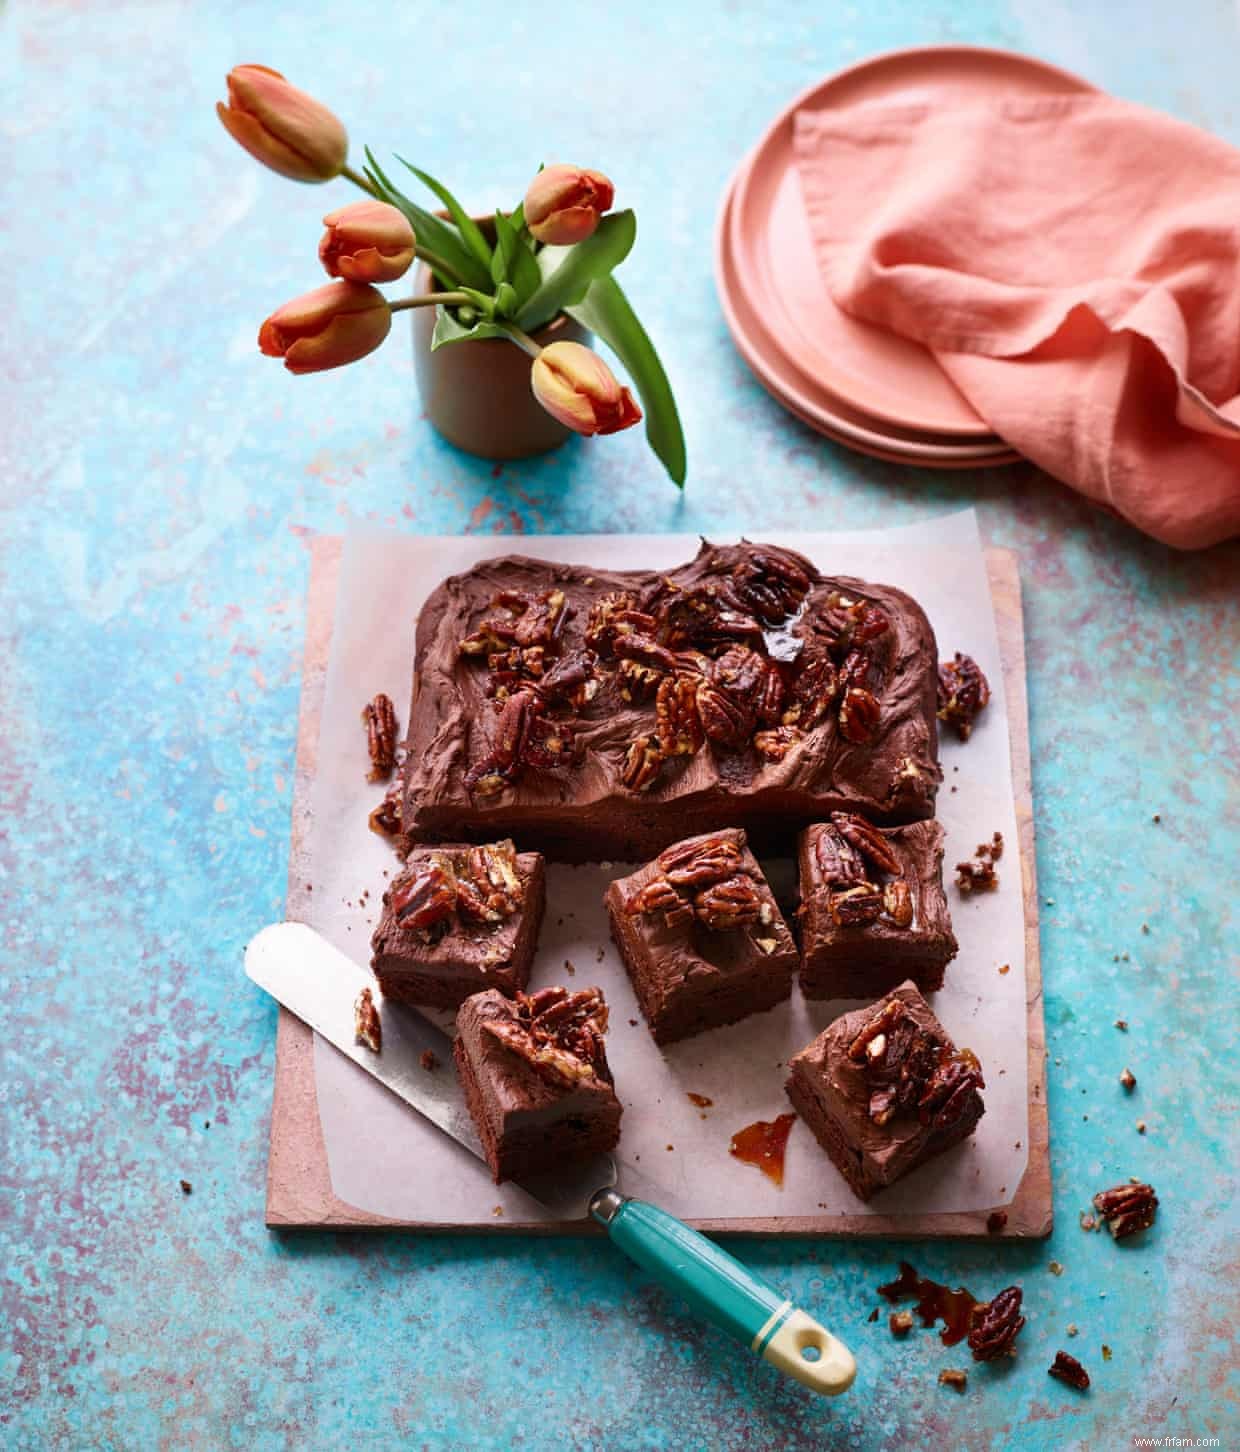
(716, 175), (1021, 467)
(730, 45), (1096, 437)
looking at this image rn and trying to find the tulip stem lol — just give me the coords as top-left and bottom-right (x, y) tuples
(495, 323), (544, 360)
(341, 163), (379, 196)
(389, 292), (472, 312)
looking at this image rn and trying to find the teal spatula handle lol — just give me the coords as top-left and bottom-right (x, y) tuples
(590, 1190), (856, 1395)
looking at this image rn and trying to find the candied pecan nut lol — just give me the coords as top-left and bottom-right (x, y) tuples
(693, 874), (766, 931)
(584, 591), (656, 655)
(817, 592), (890, 656)
(362, 692), (399, 782)
(813, 825), (865, 887)
(848, 999), (905, 1062)
(621, 735), (663, 792)
(938, 652), (991, 741)
(967, 1286), (1025, 1361)
(1048, 1351), (1090, 1390)
(1092, 1182), (1158, 1239)
(456, 841), (523, 922)
(955, 857), (999, 893)
(656, 834), (744, 889)
(656, 673), (705, 758)
(731, 544), (813, 624)
(616, 657), (663, 702)
(918, 1052), (986, 1130)
(613, 631), (678, 674)
(390, 861), (457, 931)
(696, 680), (753, 748)
(353, 987), (381, 1053)
(785, 651), (839, 728)
(889, 1310), (915, 1337)
(463, 690), (535, 794)
(839, 687), (882, 743)
(829, 883), (883, 927)
(883, 878), (914, 927)
(832, 812), (902, 876)
(938, 1369), (968, 1393)
(627, 875), (683, 917)
(661, 583), (763, 648)
(535, 649), (598, 708)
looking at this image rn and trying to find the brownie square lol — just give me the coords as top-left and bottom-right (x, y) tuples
(785, 981), (984, 1201)
(402, 541), (942, 864)
(454, 987), (622, 1184)
(604, 828), (798, 1045)
(370, 840), (544, 1010)
(797, 816), (956, 1000)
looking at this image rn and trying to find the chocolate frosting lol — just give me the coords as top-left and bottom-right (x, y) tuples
(402, 541), (941, 862)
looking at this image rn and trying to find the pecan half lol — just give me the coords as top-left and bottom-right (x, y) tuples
(621, 735), (663, 792)
(730, 544), (814, 624)
(883, 879), (914, 926)
(535, 649), (598, 709)
(613, 631), (678, 675)
(785, 651), (839, 728)
(696, 679), (753, 748)
(463, 690), (536, 795)
(839, 687), (881, 743)
(694, 874), (766, 930)
(390, 861), (457, 932)
(368, 780), (404, 837)
(816, 592), (890, 656)
(657, 834), (744, 889)
(455, 841), (523, 923)
(848, 999), (944, 1126)
(1048, 1351), (1090, 1390)
(829, 883), (883, 926)
(353, 987), (381, 1053)
(938, 652), (991, 741)
(627, 876), (685, 917)
(660, 582), (763, 648)
(967, 1287), (1024, 1361)
(584, 591), (656, 655)
(832, 812), (902, 876)
(813, 825), (865, 887)
(918, 1052), (986, 1130)
(362, 693), (399, 782)
(1092, 1182), (1158, 1239)
(656, 673), (705, 757)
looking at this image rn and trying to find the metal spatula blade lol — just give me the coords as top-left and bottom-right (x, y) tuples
(245, 921), (854, 1396)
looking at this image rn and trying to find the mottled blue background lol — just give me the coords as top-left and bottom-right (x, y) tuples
(2, 1), (1237, 1448)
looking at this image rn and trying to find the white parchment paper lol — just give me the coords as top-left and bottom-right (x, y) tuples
(297, 511), (1028, 1223)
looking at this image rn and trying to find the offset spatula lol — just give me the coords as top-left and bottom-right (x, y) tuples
(246, 921), (856, 1396)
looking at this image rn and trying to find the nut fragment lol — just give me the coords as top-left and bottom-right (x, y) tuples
(1119, 1067), (1137, 1091)
(967, 1286), (1025, 1361)
(938, 1369), (968, 1393)
(1092, 1182), (1158, 1239)
(354, 987), (381, 1053)
(1048, 1350), (1090, 1390)
(938, 652), (991, 741)
(882, 878), (914, 927)
(368, 780), (403, 837)
(621, 735), (663, 792)
(655, 672), (705, 758)
(955, 832), (1003, 893)
(889, 1310), (915, 1337)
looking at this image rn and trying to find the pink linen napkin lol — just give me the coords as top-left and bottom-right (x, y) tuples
(793, 94), (1240, 549)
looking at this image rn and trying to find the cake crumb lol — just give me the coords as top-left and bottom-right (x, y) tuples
(986, 1211), (1008, 1233)
(1136, 1120), (1147, 1134)
(564, 958), (576, 976)
(1119, 1067), (1136, 1091)
(1101, 1344), (1112, 1361)
(1049, 1261), (1064, 1276)
(491, 1205), (503, 1218)
(666, 1144), (674, 1152)
(938, 1369), (968, 1393)
(998, 963), (1010, 975)
(420, 1049), (438, 1072)
(629, 1019), (638, 1027)
(179, 1179), (192, 1195)
(1067, 1323), (1079, 1337)
(1114, 1019), (1128, 1031)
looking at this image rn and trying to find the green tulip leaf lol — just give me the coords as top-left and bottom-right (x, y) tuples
(567, 276), (686, 487)
(397, 159), (494, 272)
(515, 211), (637, 333)
(431, 305), (515, 351)
(362, 148), (492, 291)
(491, 210), (542, 305)
(493, 281), (519, 318)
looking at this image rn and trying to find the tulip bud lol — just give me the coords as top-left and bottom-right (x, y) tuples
(524, 165), (615, 245)
(258, 281), (391, 374)
(319, 201), (416, 283)
(530, 341), (642, 436)
(217, 64), (348, 183)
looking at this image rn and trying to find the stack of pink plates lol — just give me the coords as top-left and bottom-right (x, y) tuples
(715, 45), (1095, 468)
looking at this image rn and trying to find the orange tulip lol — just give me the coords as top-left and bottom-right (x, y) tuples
(217, 65), (347, 183)
(524, 164), (615, 245)
(258, 282), (391, 374)
(530, 341), (642, 435)
(319, 200), (416, 283)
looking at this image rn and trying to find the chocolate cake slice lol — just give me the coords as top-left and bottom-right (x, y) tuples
(785, 981), (984, 1201)
(402, 541), (942, 862)
(605, 828), (798, 1044)
(370, 840), (544, 1010)
(454, 986), (622, 1183)
(797, 816), (957, 1000)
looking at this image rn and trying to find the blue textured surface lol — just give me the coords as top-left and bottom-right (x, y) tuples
(3, 2), (1238, 1448)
